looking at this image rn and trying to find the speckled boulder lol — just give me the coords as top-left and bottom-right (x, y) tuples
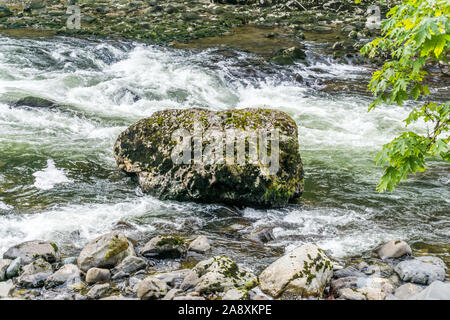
(114, 108), (304, 207)
(394, 256), (446, 285)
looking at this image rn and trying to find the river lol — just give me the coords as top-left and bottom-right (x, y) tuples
(0, 33), (448, 273)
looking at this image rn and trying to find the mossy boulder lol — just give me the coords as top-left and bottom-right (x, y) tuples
(258, 243), (334, 298)
(114, 108), (304, 207)
(77, 231), (135, 272)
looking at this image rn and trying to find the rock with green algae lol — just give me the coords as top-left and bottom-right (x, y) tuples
(77, 231), (135, 273)
(258, 243), (334, 298)
(3, 240), (61, 265)
(180, 256), (257, 295)
(114, 108), (304, 208)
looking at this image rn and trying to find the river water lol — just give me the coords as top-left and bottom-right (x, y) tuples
(0, 34), (448, 272)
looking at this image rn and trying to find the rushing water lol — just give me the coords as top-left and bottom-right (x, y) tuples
(0, 34), (449, 273)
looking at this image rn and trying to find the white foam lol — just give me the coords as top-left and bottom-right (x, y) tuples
(33, 159), (72, 190)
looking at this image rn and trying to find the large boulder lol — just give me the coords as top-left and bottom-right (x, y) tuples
(259, 243), (333, 298)
(394, 256), (446, 285)
(180, 256), (257, 295)
(77, 231), (135, 272)
(374, 240), (412, 259)
(114, 108), (304, 207)
(3, 240), (61, 265)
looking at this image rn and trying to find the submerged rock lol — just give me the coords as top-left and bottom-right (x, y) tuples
(3, 240), (61, 265)
(270, 46), (307, 66)
(114, 108), (304, 207)
(180, 256), (257, 295)
(77, 231), (135, 272)
(139, 235), (186, 259)
(374, 240), (412, 259)
(258, 243), (333, 298)
(394, 256), (446, 285)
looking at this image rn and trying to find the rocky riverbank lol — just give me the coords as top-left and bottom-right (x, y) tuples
(0, 0), (390, 64)
(1, 233), (449, 300)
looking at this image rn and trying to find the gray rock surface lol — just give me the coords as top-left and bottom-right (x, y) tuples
(408, 281), (450, 300)
(394, 283), (424, 300)
(374, 240), (412, 259)
(137, 276), (168, 300)
(114, 108), (304, 207)
(87, 283), (110, 299)
(0, 259), (11, 281)
(188, 236), (211, 253)
(139, 235), (186, 259)
(86, 268), (111, 284)
(112, 256), (147, 279)
(3, 240), (60, 265)
(45, 264), (81, 289)
(5, 257), (21, 279)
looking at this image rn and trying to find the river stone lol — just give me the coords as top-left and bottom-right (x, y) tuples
(222, 288), (249, 300)
(45, 264), (81, 289)
(3, 240), (61, 265)
(408, 281), (450, 300)
(77, 231), (135, 272)
(394, 256), (446, 285)
(180, 256), (257, 294)
(5, 257), (21, 279)
(0, 259), (11, 281)
(137, 276), (168, 300)
(248, 228), (275, 243)
(394, 283), (424, 300)
(374, 240), (412, 259)
(86, 268), (110, 284)
(112, 256), (147, 279)
(188, 236), (211, 253)
(259, 243), (333, 298)
(153, 269), (191, 288)
(17, 258), (53, 288)
(139, 235), (186, 259)
(113, 108), (304, 207)
(333, 266), (366, 279)
(87, 283), (110, 300)
(12, 96), (57, 108)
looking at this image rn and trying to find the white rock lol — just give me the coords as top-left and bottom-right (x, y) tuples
(86, 268), (110, 284)
(394, 256), (446, 285)
(45, 264), (80, 288)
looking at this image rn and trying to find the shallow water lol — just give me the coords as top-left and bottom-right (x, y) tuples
(0, 35), (448, 273)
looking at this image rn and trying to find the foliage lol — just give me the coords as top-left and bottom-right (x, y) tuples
(358, 0), (449, 192)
